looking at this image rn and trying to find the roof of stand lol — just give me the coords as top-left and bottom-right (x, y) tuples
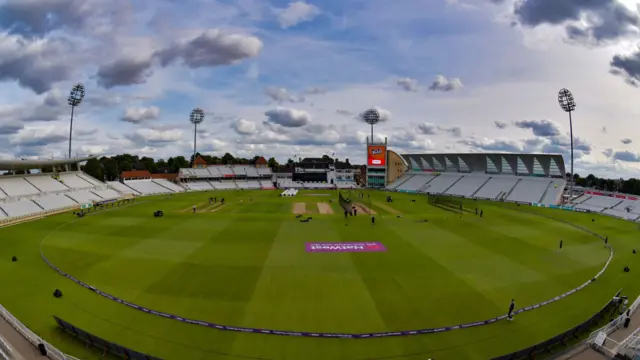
(0, 155), (98, 170)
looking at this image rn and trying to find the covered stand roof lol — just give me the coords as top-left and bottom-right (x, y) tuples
(401, 152), (566, 178)
(0, 155), (98, 171)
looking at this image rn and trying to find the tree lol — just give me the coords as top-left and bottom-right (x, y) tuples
(101, 157), (119, 181)
(267, 157), (279, 169)
(83, 158), (103, 181)
(221, 152), (235, 164)
(286, 158), (294, 165)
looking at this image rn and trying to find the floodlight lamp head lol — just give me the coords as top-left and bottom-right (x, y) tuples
(190, 108), (205, 125)
(67, 83), (85, 107)
(363, 108), (380, 125)
(558, 88), (576, 112)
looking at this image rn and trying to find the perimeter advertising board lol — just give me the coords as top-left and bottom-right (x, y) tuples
(367, 145), (386, 166)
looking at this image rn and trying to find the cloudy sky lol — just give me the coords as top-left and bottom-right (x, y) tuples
(1, 0), (640, 178)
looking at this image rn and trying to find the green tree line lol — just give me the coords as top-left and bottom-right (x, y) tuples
(80, 152), (281, 182)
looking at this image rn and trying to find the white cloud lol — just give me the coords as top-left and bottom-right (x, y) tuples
(121, 106), (160, 123)
(277, 1), (320, 29)
(396, 77), (419, 92)
(231, 118), (257, 135)
(428, 75), (464, 92)
(264, 106), (312, 127)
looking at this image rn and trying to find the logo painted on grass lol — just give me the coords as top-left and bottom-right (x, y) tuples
(306, 242), (386, 253)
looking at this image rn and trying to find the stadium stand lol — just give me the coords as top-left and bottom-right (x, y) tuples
(0, 177), (40, 197)
(567, 191), (640, 222)
(0, 200), (42, 218)
(474, 176), (520, 200)
(123, 180), (174, 195)
(178, 163), (273, 191)
(34, 194), (78, 211)
(66, 190), (102, 203)
(59, 172), (95, 189)
(153, 179), (185, 192)
(506, 178), (552, 203)
(92, 189), (122, 200)
(423, 174), (462, 194)
(444, 174), (490, 197)
(182, 182), (214, 191)
(106, 181), (139, 195)
(391, 153), (568, 205)
(395, 174), (435, 192)
(211, 181), (238, 190)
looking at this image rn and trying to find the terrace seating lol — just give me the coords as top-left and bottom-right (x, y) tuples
(153, 179), (184, 192)
(182, 182), (214, 191)
(0, 177), (40, 197)
(77, 173), (104, 187)
(216, 167), (234, 177)
(539, 179), (566, 205)
(0, 199), (42, 217)
(232, 166), (248, 175)
(386, 174), (413, 190)
(421, 174), (462, 194)
(277, 179), (303, 189)
(34, 194), (78, 211)
(602, 208), (640, 221)
(613, 200), (640, 214)
(574, 204), (605, 213)
(445, 174), (490, 197)
(23, 175), (68, 192)
(571, 194), (592, 204)
(506, 178), (550, 203)
(67, 190), (102, 204)
(207, 167), (222, 177)
(211, 181), (238, 190)
(191, 169), (210, 178)
(107, 181), (139, 195)
(93, 189), (122, 200)
(259, 180), (275, 190)
(243, 181), (262, 189)
(473, 176), (519, 200)
(124, 180), (174, 195)
(59, 173), (94, 189)
(245, 167), (259, 177)
(257, 167), (272, 176)
(581, 195), (623, 209)
(336, 182), (358, 189)
(396, 174), (435, 192)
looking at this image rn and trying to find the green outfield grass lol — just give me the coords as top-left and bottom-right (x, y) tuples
(0, 189), (638, 360)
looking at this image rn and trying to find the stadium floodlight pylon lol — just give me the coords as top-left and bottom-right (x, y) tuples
(189, 108), (205, 165)
(558, 89), (576, 188)
(67, 83), (86, 159)
(363, 108), (380, 144)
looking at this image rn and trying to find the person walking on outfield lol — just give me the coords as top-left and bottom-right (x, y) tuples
(193, 205), (196, 214)
(508, 299), (515, 321)
(371, 216), (375, 225)
(559, 239), (563, 251)
(605, 237), (608, 247)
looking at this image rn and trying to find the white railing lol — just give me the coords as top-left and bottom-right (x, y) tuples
(0, 205), (79, 226)
(585, 294), (640, 357)
(0, 304), (81, 360)
(0, 335), (13, 360)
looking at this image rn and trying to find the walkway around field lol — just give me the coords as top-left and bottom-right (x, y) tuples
(0, 304), (79, 360)
(0, 315), (40, 360)
(554, 297), (640, 360)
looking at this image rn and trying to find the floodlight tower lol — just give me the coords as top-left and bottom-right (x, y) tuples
(189, 108), (205, 163)
(67, 83), (85, 159)
(363, 108), (380, 143)
(558, 88), (576, 187)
